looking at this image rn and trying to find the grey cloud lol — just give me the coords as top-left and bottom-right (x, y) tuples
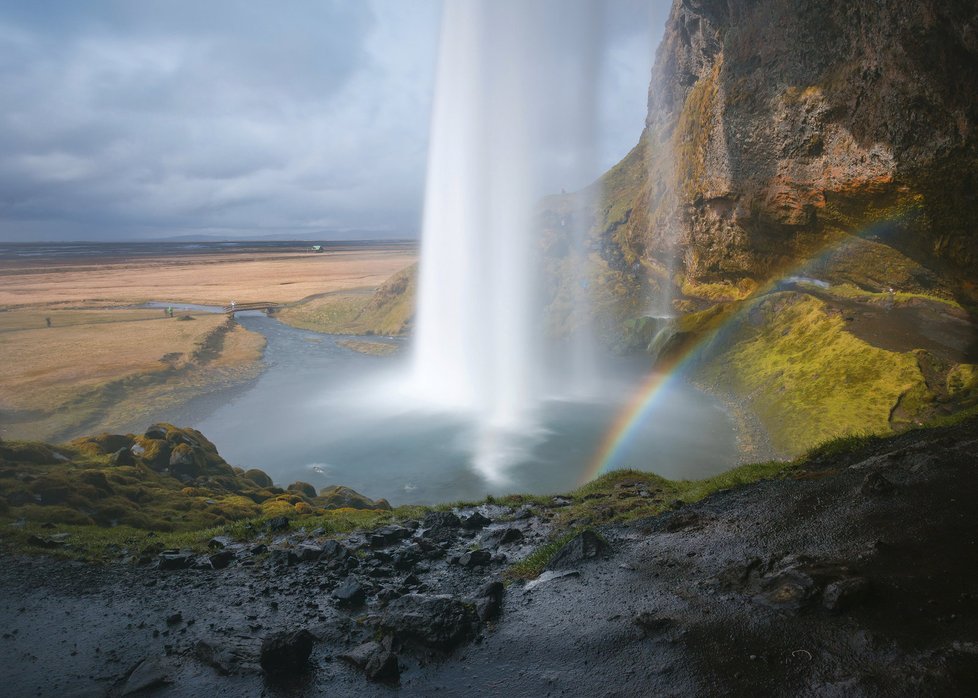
(0, 0), (664, 241)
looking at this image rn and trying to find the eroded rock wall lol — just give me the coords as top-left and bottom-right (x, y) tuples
(601, 0), (978, 305)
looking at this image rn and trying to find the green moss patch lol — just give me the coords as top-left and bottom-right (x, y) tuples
(698, 292), (924, 454)
(277, 264), (416, 336)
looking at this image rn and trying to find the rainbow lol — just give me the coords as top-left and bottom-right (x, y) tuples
(581, 215), (912, 485)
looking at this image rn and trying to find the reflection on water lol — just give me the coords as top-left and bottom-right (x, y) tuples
(154, 314), (738, 505)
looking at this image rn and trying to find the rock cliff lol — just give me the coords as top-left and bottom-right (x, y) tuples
(598, 0), (978, 309)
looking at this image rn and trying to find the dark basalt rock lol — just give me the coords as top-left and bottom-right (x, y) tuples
(259, 629), (315, 676)
(458, 550), (492, 568)
(340, 640), (400, 682)
(484, 527), (523, 546)
(334, 578), (366, 608)
(158, 551), (194, 571)
(423, 511), (461, 529)
(209, 550), (235, 570)
(380, 594), (479, 651)
(461, 512), (491, 530)
(474, 581), (504, 621)
(321, 539), (349, 561)
(547, 530), (610, 570)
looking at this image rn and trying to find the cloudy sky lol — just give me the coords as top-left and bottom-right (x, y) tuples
(0, 1), (670, 241)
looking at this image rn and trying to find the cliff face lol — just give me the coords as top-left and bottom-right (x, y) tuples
(601, 0), (978, 307)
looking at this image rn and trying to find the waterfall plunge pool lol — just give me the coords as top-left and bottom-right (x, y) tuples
(149, 312), (740, 506)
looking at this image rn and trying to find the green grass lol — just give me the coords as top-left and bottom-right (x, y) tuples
(698, 292), (925, 455)
(277, 264), (416, 336)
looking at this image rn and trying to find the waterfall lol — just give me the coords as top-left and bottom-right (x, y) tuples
(411, 0), (603, 478)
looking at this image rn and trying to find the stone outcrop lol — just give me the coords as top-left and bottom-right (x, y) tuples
(596, 0), (978, 309)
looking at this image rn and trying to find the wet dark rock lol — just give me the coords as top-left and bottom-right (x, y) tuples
(158, 552), (194, 571)
(266, 516), (290, 533)
(392, 544), (422, 571)
(461, 512), (491, 530)
(422, 513), (462, 543)
(380, 594), (479, 651)
(209, 550), (235, 570)
(823, 577), (872, 612)
(370, 526), (412, 549)
(474, 581), (504, 621)
(458, 550), (492, 568)
(484, 527), (523, 546)
(547, 530), (610, 570)
(259, 629), (315, 676)
(334, 578), (366, 608)
(123, 657), (169, 695)
(321, 539), (349, 561)
(340, 641), (400, 682)
(860, 471), (895, 496)
(296, 544), (324, 563)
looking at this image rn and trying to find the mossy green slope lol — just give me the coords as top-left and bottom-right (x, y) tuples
(277, 263), (416, 336)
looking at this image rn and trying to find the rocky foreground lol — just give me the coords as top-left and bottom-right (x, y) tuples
(2, 416), (977, 696)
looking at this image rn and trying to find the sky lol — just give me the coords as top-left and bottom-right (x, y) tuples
(0, 1), (671, 242)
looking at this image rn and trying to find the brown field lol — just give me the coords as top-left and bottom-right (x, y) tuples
(0, 244), (416, 442)
(0, 247), (415, 307)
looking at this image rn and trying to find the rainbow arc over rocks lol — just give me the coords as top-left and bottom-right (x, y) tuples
(582, 215), (913, 485)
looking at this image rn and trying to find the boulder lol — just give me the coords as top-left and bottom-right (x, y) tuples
(461, 512), (491, 530)
(458, 550), (492, 568)
(423, 511), (461, 529)
(334, 578), (366, 608)
(321, 539), (349, 561)
(474, 581), (504, 621)
(259, 629), (315, 676)
(547, 530), (610, 570)
(209, 550), (235, 570)
(380, 594), (479, 651)
(158, 551), (194, 571)
(484, 527), (523, 546)
(340, 641), (399, 682)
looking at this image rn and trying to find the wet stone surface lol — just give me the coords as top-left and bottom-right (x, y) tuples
(1, 419), (978, 695)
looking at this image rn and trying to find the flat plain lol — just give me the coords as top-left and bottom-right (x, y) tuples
(0, 243), (416, 442)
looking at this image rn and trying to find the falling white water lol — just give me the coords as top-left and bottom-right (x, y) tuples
(412, 0), (604, 480)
